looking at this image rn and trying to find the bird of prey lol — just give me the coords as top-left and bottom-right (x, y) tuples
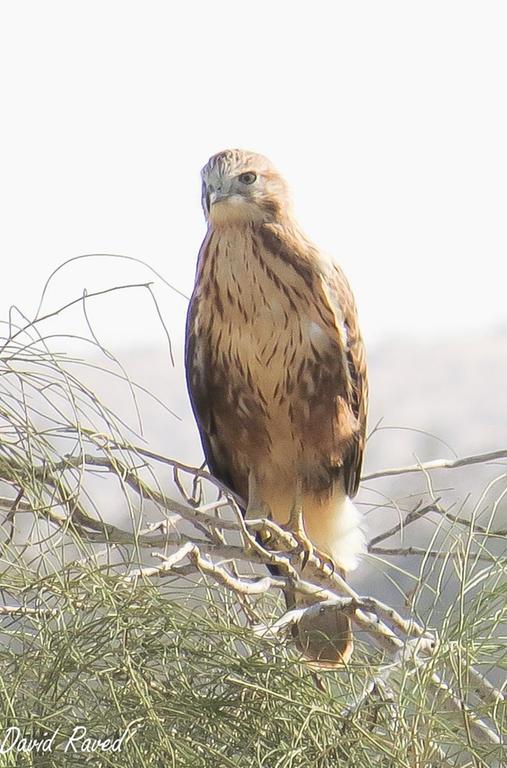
(185, 149), (368, 664)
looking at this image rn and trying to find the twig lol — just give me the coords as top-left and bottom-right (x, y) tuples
(124, 542), (197, 582)
(466, 665), (506, 706)
(369, 546), (497, 563)
(428, 670), (502, 746)
(0, 604), (58, 617)
(368, 501), (441, 547)
(362, 449), (507, 482)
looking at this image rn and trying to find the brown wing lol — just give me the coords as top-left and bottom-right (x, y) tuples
(184, 291), (246, 500)
(259, 221), (368, 498)
(326, 264), (368, 497)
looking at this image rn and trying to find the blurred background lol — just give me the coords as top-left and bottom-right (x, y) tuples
(0, 1), (506, 606)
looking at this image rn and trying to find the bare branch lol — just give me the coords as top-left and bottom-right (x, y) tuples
(362, 448), (507, 482)
(369, 546), (498, 562)
(368, 501), (441, 547)
(0, 604), (58, 618)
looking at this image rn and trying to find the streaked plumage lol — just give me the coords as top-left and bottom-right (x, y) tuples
(185, 149), (368, 663)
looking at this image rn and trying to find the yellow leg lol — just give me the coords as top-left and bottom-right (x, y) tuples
(286, 479), (336, 572)
(246, 472), (271, 521)
(245, 472), (272, 550)
(286, 478), (315, 567)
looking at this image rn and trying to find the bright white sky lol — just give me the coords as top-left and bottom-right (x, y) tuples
(1, 1), (506, 353)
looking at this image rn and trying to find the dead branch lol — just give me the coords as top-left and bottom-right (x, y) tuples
(362, 448), (507, 482)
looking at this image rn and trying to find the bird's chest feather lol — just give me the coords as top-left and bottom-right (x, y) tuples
(201, 228), (334, 407)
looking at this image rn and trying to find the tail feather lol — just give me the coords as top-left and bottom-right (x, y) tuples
(292, 596), (354, 667)
(291, 487), (363, 667)
(303, 487), (365, 573)
(262, 481), (364, 667)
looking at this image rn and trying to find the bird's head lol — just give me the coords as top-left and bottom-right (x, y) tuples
(201, 149), (291, 225)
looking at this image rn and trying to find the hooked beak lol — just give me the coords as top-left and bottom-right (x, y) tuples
(207, 184), (232, 208)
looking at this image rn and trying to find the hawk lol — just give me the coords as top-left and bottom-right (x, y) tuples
(185, 149), (368, 664)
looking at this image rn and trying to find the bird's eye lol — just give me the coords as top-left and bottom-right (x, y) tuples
(238, 172), (257, 185)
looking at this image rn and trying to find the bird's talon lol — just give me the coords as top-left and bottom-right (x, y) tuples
(320, 553), (335, 575)
(289, 529), (315, 570)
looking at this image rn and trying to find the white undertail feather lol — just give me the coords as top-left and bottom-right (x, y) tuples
(264, 480), (365, 573)
(302, 486), (365, 573)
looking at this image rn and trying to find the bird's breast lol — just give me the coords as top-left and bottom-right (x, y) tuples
(200, 227), (332, 404)
(189, 224), (352, 490)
